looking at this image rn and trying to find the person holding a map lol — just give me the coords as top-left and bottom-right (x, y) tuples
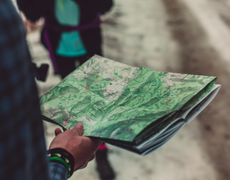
(17, 0), (116, 179)
(0, 0), (102, 180)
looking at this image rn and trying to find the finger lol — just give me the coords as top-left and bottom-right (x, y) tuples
(55, 128), (62, 136)
(95, 140), (103, 147)
(88, 154), (95, 162)
(81, 138), (103, 154)
(72, 123), (84, 136)
(89, 139), (103, 151)
(79, 162), (88, 169)
(74, 161), (87, 171)
(75, 153), (95, 171)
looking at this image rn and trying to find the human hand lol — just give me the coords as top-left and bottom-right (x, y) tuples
(22, 17), (44, 33)
(49, 123), (102, 171)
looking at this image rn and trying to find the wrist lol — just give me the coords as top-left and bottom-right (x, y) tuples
(47, 148), (75, 178)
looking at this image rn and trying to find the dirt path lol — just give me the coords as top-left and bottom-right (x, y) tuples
(162, 0), (230, 179)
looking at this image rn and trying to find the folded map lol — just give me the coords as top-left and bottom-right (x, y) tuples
(40, 55), (220, 155)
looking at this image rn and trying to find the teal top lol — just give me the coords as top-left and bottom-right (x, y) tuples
(55, 0), (86, 57)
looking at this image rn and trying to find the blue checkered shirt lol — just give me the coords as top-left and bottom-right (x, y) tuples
(0, 0), (67, 179)
(49, 162), (68, 180)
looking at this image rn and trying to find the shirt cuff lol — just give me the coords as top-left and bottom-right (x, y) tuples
(49, 162), (68, 180)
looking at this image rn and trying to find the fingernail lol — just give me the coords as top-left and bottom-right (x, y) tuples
(76, 123), (83, 129)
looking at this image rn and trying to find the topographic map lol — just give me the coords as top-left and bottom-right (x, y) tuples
(40, 55), (216, 142)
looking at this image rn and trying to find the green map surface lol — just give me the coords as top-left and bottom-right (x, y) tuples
(40, 55), (216, 142)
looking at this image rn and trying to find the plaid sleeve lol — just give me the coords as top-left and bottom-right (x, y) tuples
(0, 1), (50, 180)
(49, 162), (68, 180)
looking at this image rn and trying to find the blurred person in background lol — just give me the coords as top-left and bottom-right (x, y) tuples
(17, 0), (116, 180)
(18, 0), (113, 79)
(0, 0), (101, 179)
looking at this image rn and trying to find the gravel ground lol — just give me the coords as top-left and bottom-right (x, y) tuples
(25, 0), (230, 179)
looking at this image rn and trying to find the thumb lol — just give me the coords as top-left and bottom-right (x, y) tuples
(72, 123), (84, 136)
(55, 128), (62, 136)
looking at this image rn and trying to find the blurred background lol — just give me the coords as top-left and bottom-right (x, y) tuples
(15, 0), (230, 179)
